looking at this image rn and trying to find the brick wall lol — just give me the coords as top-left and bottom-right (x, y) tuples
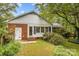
(8, 23), (28, 40)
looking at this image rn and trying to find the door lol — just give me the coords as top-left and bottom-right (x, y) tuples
(15, 27), (22, 40)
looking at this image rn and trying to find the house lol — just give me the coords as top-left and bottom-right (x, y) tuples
(8, 12), (52, 40)
(52, 23), (63, 28)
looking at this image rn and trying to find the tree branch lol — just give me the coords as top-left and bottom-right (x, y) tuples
(56, 12), (75, 26)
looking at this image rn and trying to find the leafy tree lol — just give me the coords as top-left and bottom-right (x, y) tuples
(36, 3), (79, 41)
(0, 3), (18, 45)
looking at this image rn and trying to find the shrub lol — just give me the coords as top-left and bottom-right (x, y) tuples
(53, 28), (64, 34)
(43, 32), (66, 45)
(0, 41), (21, 56)
(43, 32), (52, 41)
(53, 45), (78, 56)
(0, 32), (14, 45)
(0, 45), (4, 55)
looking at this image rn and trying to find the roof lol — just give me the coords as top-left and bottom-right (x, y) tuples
(8, 11), (51, 26)
(52, 23), (63, 28)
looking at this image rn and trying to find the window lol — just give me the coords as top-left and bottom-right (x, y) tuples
(49, 27), (51, 32)
(52, 27), (53, 32)
(36, 27), (40, 33)
(41, 27), (44, 33)
(29, 27), (32, 35)
(45, 27), (49, 32)
(34, 27), (40, 34)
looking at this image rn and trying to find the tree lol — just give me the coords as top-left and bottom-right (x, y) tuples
(36, 3), (79, 41)
(0, 3), (18, 45)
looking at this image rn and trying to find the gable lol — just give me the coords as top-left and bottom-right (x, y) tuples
(8, 12), (51, 26)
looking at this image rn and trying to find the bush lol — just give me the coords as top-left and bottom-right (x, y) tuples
(53, 45), (78, 56)
(53, 28), (64, 34)
(43, 32), (66, 45)
(0, 41), (21, 56)
(0, 32), (14, 45)
(0, 45), (4, 55)
(43, 32), (52, 41)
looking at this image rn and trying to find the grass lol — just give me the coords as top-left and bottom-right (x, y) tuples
(63, 42), (79, 55)
(16, 40), (54, 56)
(16, 39), (79, 56)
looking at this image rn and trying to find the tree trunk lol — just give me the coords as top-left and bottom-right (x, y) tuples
(0, 35), (3, 46)
(75, 27), (79, 40)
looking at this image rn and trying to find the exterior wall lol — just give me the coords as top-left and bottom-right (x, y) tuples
(8, 23), (28, 40)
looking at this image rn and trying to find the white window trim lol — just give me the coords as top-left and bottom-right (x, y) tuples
(29, 26), (52, 37)
(51, 26), (52, 33)
(32, 26), (34, 36)
(27, 25), (29, 38)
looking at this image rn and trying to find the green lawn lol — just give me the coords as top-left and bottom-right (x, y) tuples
(16, 40), (54, 56)
(63, 42), (79, 55)
(16, 39), (79, 56)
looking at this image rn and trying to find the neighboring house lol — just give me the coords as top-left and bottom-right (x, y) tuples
(8, 12), (52, 40)
(52, 23), (63, 28)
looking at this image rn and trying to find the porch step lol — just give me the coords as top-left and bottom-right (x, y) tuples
(19, 40), (37, 44)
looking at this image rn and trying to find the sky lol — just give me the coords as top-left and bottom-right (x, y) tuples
(13, 3), (39, 16)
